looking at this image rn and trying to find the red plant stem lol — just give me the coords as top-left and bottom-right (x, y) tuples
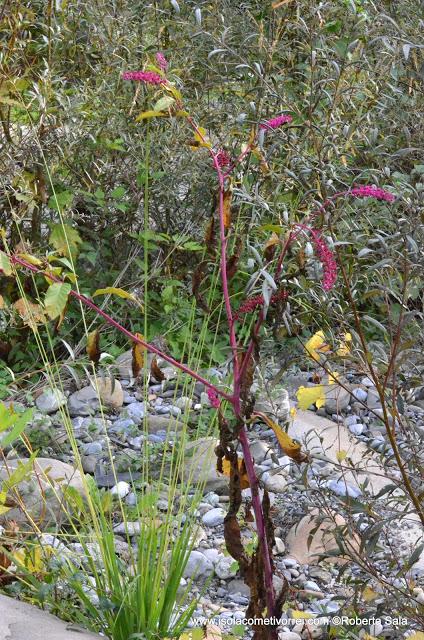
(185, 115), (277, 622)
(9, 256), (234, 402)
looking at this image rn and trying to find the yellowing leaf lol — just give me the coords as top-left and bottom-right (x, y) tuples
(189, 126), (212, 150)
(407, 634), (424, 640)
(49, 223), (82, 258)
(13, 545), (53, 573)
(290, 407), (297, 418)
(0, 250), (12, 276)
(132, 333), (146, 378)
(252, 412), (308, 463)
(219, 457), (250, 489)
(336, 450), (347, 462)
(0, 505), (11, 514)
(328, 371), (339, 385)
(136, 110), (167, 121)
(0, 295), (5, 309)
(304, 331), (330, 361)
(362, 586), (378, 602)
(291, 610), (315, 619)
(16, 253), (43, 266)
(93, 287), (141, 307)
(296, 385), (326, 411)
(337, 332), (352, 356)
(153, 96), (175, 112)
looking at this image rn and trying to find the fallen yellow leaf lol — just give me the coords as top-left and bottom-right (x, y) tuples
(296, 385), (326, 411)
(337, 332), (352, 356)
(362, 586), (378, 602)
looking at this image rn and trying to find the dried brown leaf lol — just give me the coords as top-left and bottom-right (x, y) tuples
(150, 356), (165, 382)
(132, 333), (146, 378)
(86, 329), (100, 365)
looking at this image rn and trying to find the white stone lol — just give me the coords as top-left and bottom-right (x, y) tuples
(278, 633), (302, 640)
(326, 479), (362, 498)
(202, 507), (226, 527)
(110, 481), (131, 498)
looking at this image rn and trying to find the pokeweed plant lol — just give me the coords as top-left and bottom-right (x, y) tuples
(0, 51), (403, 639)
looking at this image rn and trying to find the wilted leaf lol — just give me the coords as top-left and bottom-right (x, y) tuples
(49, 223), (82, 258)
(219, 457), (250, 490)
(13, 298), (46, 327)
(44, 282), (72, 320)
(132, 333), (146, 377)
(87, 329), (100, 365)
(0, 251), (12, 276)
(150, 356), (165, 381)
(263, 232), (280, 261)
(252, 412), (308, 463)
(192, 261), (210, 312)
(296, 385), (326, 411)
(0, 295), (4, 309)
(223, 188), (232, 229)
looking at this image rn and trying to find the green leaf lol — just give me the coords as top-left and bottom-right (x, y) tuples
(0, 407), (32, 448)
(49, 223), (82, 258)
(48, 190), (74, 211)
(0, 251), (12, 276)
(44, 282), (71, 319)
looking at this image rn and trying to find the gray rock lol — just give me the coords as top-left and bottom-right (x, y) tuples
(367, 389), (382, 411)
(174, 396), (192, 411)
(215, 554), (238, 580)
(82, 441), (103, 456)
(250, 440), (274, 464)
(68, 386), (100, 416)
(110, 481), (131, 498)
(344, 415), (359, 427)
(36, 389), (67, 414)
(0, 594), (101, 639)
(326, 479), (362, 498)
(227, 578), (250, 597)
(352, 387), (367, 403)
(125, 402), (147, 423)
(202, 507), (226, 527)
(348, 422), (366, 436)
(81, 455), (97, 474)
(181, 438), (228, 494)
(324, 385), (351, 414)
(183, 550), (214, 579)
(0, 457), (86, 527)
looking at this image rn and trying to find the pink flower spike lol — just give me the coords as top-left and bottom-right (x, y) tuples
(216, 149), (231, 168)
(259, 114), (293, 131)
(207, 388), (221, 409)
(310, 230), (337, 291)
(122, 70), (165, 85)
(156, 52), (168, 71)
(350, 185), (395, 203)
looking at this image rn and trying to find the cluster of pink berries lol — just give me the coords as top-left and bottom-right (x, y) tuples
(259, 114), (293, 130)
(234, 289), (288, 320)
(122, 70), (165, 85)
(350, 185), (395, 202)
(216, 149), (231, 168)
(207, 388), (221, 408)
(309, 230), (337, 291)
